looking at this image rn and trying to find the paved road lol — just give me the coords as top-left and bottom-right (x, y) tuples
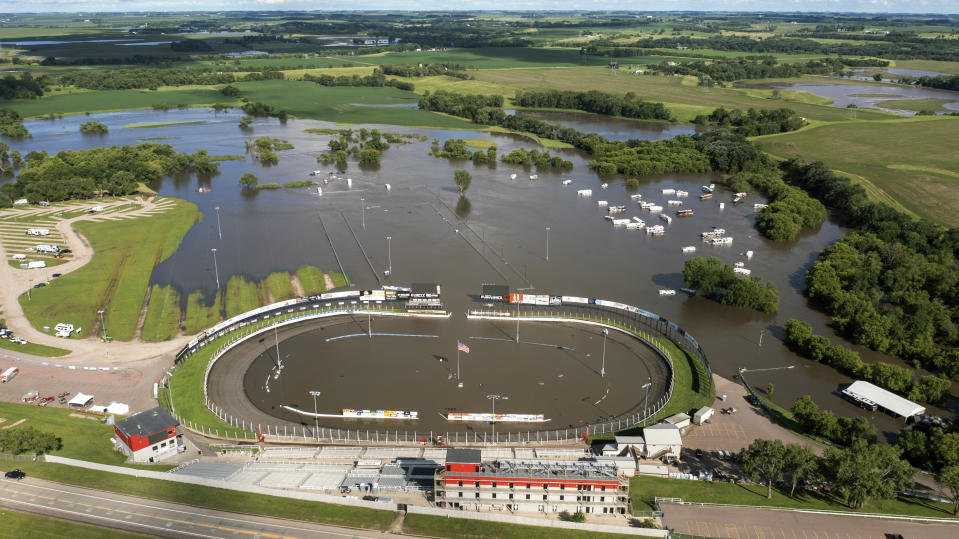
(661, 503), (959, 539)
(0, 477), (402, 538)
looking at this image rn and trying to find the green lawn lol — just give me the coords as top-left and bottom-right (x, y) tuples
(403, 513), (637, 539)
(224, 275), (260, 319)
(234, 80), (475, 128)
(183, 289), (221, 335)
(630, 475), (956, 519)
(5, 88), (227, 119)
(0, 336), (70, 357)
(295, 265), (327, 295)
(756, 116), (959, 226)
(0, 402), (128, 464)
(328, 270), (349, 288)
(141, 284), (181, 342)
(0, 508), (145, 539)
(262, 271), (294, 301)
(19, 199), (198, 341)
(875, 98), (957, 113)
(4, 462), (394, 532)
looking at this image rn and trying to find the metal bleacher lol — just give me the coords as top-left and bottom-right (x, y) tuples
(171, 461), (243, 481)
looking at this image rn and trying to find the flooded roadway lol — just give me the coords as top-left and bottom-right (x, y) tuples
(4, 108), (954, 439)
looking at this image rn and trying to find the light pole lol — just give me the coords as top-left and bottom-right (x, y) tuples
(601, 328), (608, 377)
(211, 248), (220, 289)
(309, 390), (321, 441)
(214, 206), (222, 240)
(361, 197), (365, 230)
(487, 394), (507, 440)
(641, 380), (652, 426)
(97, 309), (106, 340)
(545, 226), (550, 261)
(385, 236), (392, 277)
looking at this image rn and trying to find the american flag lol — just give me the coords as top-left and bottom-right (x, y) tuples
(457, 341), (470, 354)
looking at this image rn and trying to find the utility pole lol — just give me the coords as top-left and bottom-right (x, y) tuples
(385, 236), (392, 277)
(211, 248), (220, 289)
(487, 394), (507, 440)
(97, 309), (106, 340)
(545, 226), (550, 261)
(641, 380), (652, 426)
(601, 328), (608, 377)
(274, 325), (282, 371)
(214, 206), (222, 240)
(759, 328), (765, 347)
(361, 197), (365, 230)
(309, 391), (321, 441)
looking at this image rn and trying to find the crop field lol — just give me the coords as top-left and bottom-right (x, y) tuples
(757, 116), (959, 226)
(233, 80), (475, 128)
(19, 199), (199, 341)
(343, 47), (694, 69)
(474, 68), (894, 123)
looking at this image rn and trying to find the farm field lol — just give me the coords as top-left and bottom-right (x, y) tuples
(342, 47), (695, 69)
(474, 68), (894, 122)
(756, 116), (959, 226)
(5, 87), (228, 119)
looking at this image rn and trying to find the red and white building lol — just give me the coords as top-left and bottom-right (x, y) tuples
(113, 407), (179, 463)
(434, 449), (629, 515)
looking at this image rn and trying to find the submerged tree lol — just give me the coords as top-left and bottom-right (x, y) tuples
(454, 169), (472, 195)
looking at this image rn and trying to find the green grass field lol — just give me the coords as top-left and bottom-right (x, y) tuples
(184, 289), (221, 335)
(630, 475), (956, 518)
(141, 284), (181, 342)
(295, 265), (327, 295)
(875, 98), (957, 113)
(262, 271), (294, 301)
(5, 88), (227, 119)
(328, 270), (349, 288)
(18, 199), (198, 341)
(0, 338), (70, 357)
(757, 116), (959, 225)
(474, 68), (893, 123)
(0, 402), (130, 464)
(234, 80), (475, 128)
(0, 509), (144, 538)
(224, 275), (260, 318)
(402, 513), (637, 539)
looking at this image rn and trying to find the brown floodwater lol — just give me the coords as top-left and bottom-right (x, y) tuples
(7, 108), (954, 441)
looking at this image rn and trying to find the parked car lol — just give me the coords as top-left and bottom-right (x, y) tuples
(695, 448), (703, 458)
(33, 283), (46, 288)
(4, 469), (25, 480)
(51, 273), (62, 278)
(745, 395), (760, 406)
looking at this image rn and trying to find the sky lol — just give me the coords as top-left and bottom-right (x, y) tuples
(2, 1), (957, 15)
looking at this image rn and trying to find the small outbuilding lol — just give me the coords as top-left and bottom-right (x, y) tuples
(114, 407), (179, 463)
(693, 406), (715, 425)
(664, 412), (691, 429)
(643, 423), (683, 460)
(614, 435), (646, 456)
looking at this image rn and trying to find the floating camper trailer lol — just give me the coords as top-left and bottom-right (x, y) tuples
(745, 250), (754, 259)
(601, 183), (609, 190)
(608, 205), (626, 214)
(648, 205), (663, 213)
(562, 179), (572, 185)
(612, 218), (632, 226)
(676, 209), (694, 217)
(630, 194), (643, 201)
(754, 203), (768, 210)
(660, 214), (672, 224)
(577, 189), (593, 197)
(597, 200), (608, 207)
(625, 221), (644, 230)
(719, 202), (725, 209)
(661, 188), (675, 195)
(733, 192), (747, 203)
(646, 225), (665, 235)
(659, 289), (676, 296)
(702, 184), (715, 193)
(676, 190), (689, 197)
(700, 193), (713, 200)
(667, 200), (682, 206)
(682, 246), (696, 253)
(734, 267), (752, 276)
(510, 173), (517, 180)
(711, 237), (733, 245)
(529, 174), (538, 180)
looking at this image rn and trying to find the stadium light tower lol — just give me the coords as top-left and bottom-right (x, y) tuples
(487, 394), (508, 440)
(309, 391), (322, 441)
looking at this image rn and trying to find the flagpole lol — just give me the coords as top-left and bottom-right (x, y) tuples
(457, 347), (460, 379)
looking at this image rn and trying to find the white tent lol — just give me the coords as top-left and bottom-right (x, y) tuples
(68, 392), (94, 407)
(106, 402), (129, 415)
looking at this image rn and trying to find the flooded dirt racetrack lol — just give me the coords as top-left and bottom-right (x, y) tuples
(208, 316), (670, 435)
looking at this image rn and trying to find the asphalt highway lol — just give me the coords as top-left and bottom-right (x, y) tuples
(0, 476), (401, 538)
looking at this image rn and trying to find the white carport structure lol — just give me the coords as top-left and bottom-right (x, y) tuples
(842, 381), (925, 419)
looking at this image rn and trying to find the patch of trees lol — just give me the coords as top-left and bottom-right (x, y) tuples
(740, 436), (912, 510)
(694, 106), (805, 137)
(0, 426), (61, 455)
(379, 63), (472, 80)
(317, 129), (394, 170)
(784, 319), (951, 404)
(79, 121), (108, 134)
(302, 69), (414, 91)
(454, 170), (471, 194)
(501, 148), (572, 170)
(513, 89), (673, 121)
(59, 68), (236, 90)
(683, 256), (780, 313)
(721, 169), (826, 241)
(916, 75), (959, 92)
(804, 233), (959, 380)
(791, 395), (879, 446)
(7, 143), (208, 202)
(656, 57), (847, 82)
(240, 101), (288, 121)
(0, 108), (30, 138)
(417, 90), (505, 124)
(897, 426), (959, 478)
(0, 73), (49, 100)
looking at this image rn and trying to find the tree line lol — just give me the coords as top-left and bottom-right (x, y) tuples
(683, 256), (780, 313)
(693, 106), (806, 137)
(720, 168), (826, 242)
(302, 70), (414, 91)
(1, 144), (212, 203)
(785, 319), (950, 404)
(0, 108), (30, 138)
(379, 63), (473, 80)
(513, 89), (673, 122)
(655, 57), (848, 82)
(0, 73), (50, 100)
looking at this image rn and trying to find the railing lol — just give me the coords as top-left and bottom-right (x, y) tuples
(168, 294), (712, 447)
